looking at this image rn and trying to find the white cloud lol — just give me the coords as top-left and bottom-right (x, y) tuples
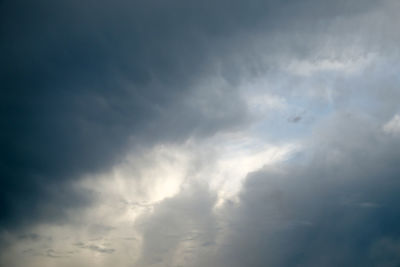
(383, 114), (400, 135)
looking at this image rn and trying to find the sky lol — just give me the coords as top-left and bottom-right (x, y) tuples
(1, 0), (400, 266)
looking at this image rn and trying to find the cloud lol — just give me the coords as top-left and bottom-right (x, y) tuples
(0, 0), (259, 228)
(2, 0), (400, 266)
(117, 113), (400, 267)
(134, 183), (219, 267)
(1, 0), (383, 229)
(287, 115), (302, 123)
(74, 242), (115, 254)
(207, 114), (400, 267)
(383, 114), (400, 135)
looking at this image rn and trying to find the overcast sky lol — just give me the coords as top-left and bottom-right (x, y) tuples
(2, 0), (400, 266)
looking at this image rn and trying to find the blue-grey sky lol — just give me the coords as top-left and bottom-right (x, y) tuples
(1, 0), (400, 266)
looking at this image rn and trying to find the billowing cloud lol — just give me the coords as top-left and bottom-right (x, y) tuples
(1, 0), (400, 266)
(211, 114), (400, 267)
(122, 114), (400, 267)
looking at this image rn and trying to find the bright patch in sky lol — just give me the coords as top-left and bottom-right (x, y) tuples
(383, 114), (400, 135)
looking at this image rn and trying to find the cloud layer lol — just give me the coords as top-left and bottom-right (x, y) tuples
(1, 0), (400, 266)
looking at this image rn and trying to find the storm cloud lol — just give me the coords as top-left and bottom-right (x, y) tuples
(125, 114), (400, 267)
(1, 0), (381, 228)
(1, 0), (400, 266)
(213, 115), (400, 267)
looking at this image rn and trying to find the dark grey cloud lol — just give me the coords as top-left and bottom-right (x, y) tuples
(220, 116), (400, 267)
(0, 0), (263, 228)
(0, 0), (391, 257)
(74, 242), (115, 254)
(212, 115), (400, 267)
(288, 115), (302, 123)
